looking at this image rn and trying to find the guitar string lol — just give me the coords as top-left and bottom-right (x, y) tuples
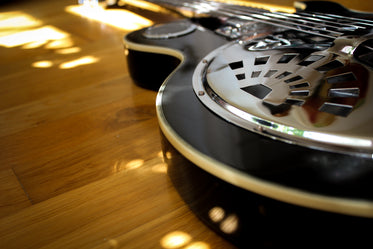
(220, 2), (373, 28)
(143, 0), (372, 38)
(175, 0), (341, 38)
(196, 0), (373, 34)
(301, 12), (373, 24)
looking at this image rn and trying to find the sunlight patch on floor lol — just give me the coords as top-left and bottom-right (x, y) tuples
(0, 11), (42, 36)
(59, 55), (100, 69)
(160, 231), (210, 249)
(0, 4), (153, 70)
(32, 60), (54, 68)
(0, 25), (69, 48)
(65, 4), (153, 31)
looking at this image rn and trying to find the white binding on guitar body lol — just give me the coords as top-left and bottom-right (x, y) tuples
(123, 1), (373, 220)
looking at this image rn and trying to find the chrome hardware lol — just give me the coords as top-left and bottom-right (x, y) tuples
(143, 20), (197, 39)
(193, 32), (373, 157)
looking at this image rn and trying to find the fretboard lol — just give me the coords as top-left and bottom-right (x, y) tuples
(139, 0), (373, 38)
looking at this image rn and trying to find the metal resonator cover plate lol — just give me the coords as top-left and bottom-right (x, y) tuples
(193, 38), (373, 157)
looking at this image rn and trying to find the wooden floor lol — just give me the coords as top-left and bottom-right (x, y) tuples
(0, 0), (235, 248)
(1, 0), (372, 248)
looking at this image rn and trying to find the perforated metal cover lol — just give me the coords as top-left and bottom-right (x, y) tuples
(193, 37), (373, 157)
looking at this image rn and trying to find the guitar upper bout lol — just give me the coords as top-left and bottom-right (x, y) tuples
(124, 19), (228, 90)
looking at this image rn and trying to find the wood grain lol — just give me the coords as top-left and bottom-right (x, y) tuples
(0, 0), (371, 248)
(0, 169), (31, 218)
(0, 0), (235, 248)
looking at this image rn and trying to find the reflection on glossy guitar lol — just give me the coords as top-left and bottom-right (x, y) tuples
(123, 0), (373, 247)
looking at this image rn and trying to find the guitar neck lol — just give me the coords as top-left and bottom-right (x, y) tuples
(118, 0), (373, 39)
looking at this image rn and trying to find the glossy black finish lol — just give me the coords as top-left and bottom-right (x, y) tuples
(153, 28), (373, 200)
(124, 4), (373, 247)
(127, 49), (180, 91)
(125, 16), (373, 208)
(163, 132), (372, 248)
(125, 20), (227, 90)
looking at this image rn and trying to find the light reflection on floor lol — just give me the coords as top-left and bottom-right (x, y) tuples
(160, 231), (210, 249)
(65, 4), (153, 30)
(32, 60), (54, 68)
(0, 3), (154, 69)
(0, 25), (69, 48)
(59, 55), (100, 69)
(112, 151), (167, 174)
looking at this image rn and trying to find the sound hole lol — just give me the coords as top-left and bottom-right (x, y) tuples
(235, 73), (246, 80)
(229, 60), (244, 70)
(289, 82), (310, 89)
(251, 71), (261, 78)
(276, 71), (292, 79)
(285, 75), (303, 83)
(298, 55), (325, 66)
(316, 60), (344, 72)
(241, 84), (272, 99)
(254, 56), (270, 65)
(264, 70), (278, 77)
(319, 102), (353, 117)
(328, 88), (360, 98)
(289, 90), (309, 96)
(326, 72), (357, 84)
(277, 54), (298, 64)
(285, 98), (305, 106)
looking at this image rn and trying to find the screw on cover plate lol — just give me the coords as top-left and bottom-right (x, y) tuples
(202, 59), (208, 64)
(198, 91), (205, 96)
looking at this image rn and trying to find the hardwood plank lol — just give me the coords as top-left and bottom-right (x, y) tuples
(91, 206), (236, 249)
(0, 169), (31, 218)
(0, 157), (236, 249)
(0, 80), (157, 161)
(0, 75), (138, 137)
(0, 0), (371, 249)
(0, 88), (160, 202)
(0, 42), (128, 110)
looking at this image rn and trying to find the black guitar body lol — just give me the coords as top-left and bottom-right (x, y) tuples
(124, 1), (373, 247)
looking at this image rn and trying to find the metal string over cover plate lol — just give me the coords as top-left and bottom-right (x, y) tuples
(193, 32), (373, 157)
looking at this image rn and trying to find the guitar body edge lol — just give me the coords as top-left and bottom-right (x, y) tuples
(157, 97), (373, 218)
(160, 129), (372, 247)
(124, 31), (184, 91)
(124, 15), (373, 248)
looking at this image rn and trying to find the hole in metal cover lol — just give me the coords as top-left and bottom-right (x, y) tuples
(290, 90), (309, 96)
(285, 75), (303, 83)
(277, 54), (298, 64)
(289, 82), (310, 89)
(316, 60), (344, 72)
(254, 56), (270, 65)
(276, 71), (292, 79)
(285, 98), (305, 106)
(264, 70), (278, 77)
(241, 84), (272, 99)
(328, 88), (360, 98)
(235, 73), (246, 80)
(229, 61), (244, 70)
(319, 102), (353, 117)
(298, 55), (325, 66)
(326, 72), (357, 84)
(251, 71), (261, 78)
